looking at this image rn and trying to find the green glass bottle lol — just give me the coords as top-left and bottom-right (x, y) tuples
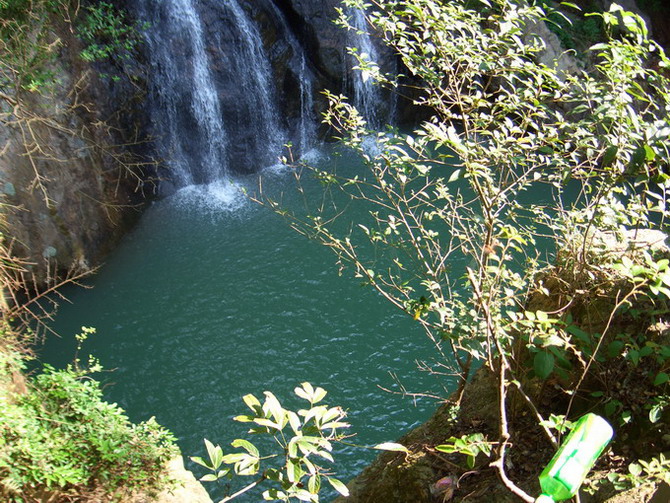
(535, 413), (613, 503)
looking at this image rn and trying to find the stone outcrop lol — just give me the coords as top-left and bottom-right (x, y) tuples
(272, 0), (345, 88)
(332, 369), (509, 503)
(336, 368), (670, 503)
(0, 18), (150, 288)
(128, 456), (213, 503)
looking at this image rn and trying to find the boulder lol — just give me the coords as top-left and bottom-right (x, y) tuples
(126, 456), (213, 503)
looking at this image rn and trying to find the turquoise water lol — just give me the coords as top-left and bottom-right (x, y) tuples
(38, 148), (452, 500)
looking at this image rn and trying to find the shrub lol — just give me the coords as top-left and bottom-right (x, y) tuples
(0, 350), (178, 502)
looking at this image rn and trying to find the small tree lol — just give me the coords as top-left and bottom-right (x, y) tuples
(260, 0), (670, 499)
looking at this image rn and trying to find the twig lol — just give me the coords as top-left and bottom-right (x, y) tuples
(564, 287), (639, 421)
(220, 476), (264, 502)
(511, 380), (558, 449)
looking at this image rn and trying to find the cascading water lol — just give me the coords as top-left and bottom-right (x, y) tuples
(42, 4), (432, 501)
(265, 0), (317, 153)
(347, 6), (384, 129)
(222, 0), (286, 165)
(299, 55), (315, 152)
(134, 0), (319, 187)
(137, 0), (228, 186)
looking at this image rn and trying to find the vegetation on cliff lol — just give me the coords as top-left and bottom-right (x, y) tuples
(0, 0), (154, 287)
(0, 345), (178, 502)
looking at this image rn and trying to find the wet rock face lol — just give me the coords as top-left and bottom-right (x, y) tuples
(127, 0), (331, 179)
(275, 0), (347, 86)
(200, 0), (302, 165)
(0, 0), (401, 286)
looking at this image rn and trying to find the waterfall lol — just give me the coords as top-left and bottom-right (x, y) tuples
(264, 0), (317, 154)
(299, 55), (315, 153)
(134, 0), (320, 188)
(347, 6), (383, 129)
(137, 0), (228, 186)
(223, 0), (286, 165)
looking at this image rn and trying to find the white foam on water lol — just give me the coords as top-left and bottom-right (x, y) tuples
(171, 178), (248, 215)
(299, 147), (326, 164)
(262, 161), (290, 176)
(361, 134), (382, 157)
(260, 146), (327, 177)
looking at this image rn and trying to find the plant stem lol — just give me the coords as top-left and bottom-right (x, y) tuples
(220, 477), (263, 502)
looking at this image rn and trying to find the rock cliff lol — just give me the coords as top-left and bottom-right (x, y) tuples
(0, 16), (151, 288)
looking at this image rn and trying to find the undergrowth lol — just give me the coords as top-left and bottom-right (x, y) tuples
(0, 346), (178, 502)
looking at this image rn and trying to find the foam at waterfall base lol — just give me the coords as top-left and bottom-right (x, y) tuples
(171, 178), (248, 215)
(260, 147), (326, 176)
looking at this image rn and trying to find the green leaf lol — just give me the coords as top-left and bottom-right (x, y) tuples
(373, 442), (409, 453)
(200, 473), (219, 482)
(653, 372), (669, 386)
(448, 169), (463, 182)
(294, 489), (315, 502)
(287, 410), (301, 434)
(294, 385), (311, 401)
(327, 477), (350, 497)
(567, 325), (590, 343)
(649, 405), (663, 423)
(628, 462), (642, 477)
(308, 473), (321, 494)
(639, 345), (653, 358)
(601, 145), (618, 167)
(190, 456), (211, 469)
(288, 437), (298, 458)
(607, 340), (624, 358)
(589, 42), (609, 52)
(235, 455), (260, 476)
(534, 351), (555, 380)
(263, 488), (286, 500)
(204, 439), (223, 470)
(321, 407), (343, 424)
(263, 391), (285, 424)
(231, 438), (259, 457)
(243, 394), (262, 413)
(303, 456), (317, 476)
(233, 415), (254, 422)
(254, 417), (280, 429)
(629, 145), (647, 171)
(312, 386), (327, 404)
(560, 2), (580, 10)
(320, 421), (350, 430)
(605, 400), (620, 417)
(221, 453), (247, 464)
(644, 145), (656, 161)
(316, 450), (334, 462)
(291, 458), (308, 483)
